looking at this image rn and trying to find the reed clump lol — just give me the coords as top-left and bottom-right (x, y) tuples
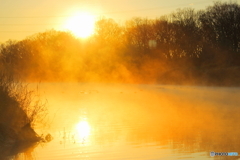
(0, 73), (48, 157)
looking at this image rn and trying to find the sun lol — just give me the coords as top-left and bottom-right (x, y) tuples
(65, 12), (95, 38)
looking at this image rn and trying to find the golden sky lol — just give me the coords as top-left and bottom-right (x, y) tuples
(0, 0), (235, 42)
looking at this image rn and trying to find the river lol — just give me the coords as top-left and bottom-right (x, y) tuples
(12, 83), (240, 159)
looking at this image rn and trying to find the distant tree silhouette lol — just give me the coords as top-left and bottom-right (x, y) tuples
(199, 1), (240, 66)
(94, 18), (124, 48)
(0, 1), (240, 85)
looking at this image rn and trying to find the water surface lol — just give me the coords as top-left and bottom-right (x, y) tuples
(16, 83), (240, 159)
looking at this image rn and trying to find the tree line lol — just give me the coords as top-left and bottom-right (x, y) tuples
(0, 1), (240, 85)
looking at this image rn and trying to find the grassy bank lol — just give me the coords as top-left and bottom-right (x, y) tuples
(0, 74), (48, 157)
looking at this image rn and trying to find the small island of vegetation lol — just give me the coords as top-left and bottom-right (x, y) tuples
(0, 74), (50, 158)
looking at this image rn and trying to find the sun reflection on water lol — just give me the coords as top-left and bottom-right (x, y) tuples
(75, 120), (91, 141)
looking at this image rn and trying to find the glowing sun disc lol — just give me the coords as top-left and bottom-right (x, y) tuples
(65, 12), (95, 38)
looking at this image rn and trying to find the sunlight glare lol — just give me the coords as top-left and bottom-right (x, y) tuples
(75, 120), (91, 139)
(65, 12), (95, 38)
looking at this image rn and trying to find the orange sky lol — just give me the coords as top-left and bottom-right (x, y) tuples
(0, 0), (235, 43)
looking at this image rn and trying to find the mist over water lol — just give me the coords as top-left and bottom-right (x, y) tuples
(22, 83), (240, 160)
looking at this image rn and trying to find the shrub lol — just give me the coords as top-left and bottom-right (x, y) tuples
(0, 73), (47, 127)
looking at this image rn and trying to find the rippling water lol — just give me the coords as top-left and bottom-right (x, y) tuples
(13, 83), (240, 160)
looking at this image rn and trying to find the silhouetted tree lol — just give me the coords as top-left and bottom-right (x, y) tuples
(94, 18), (124, 48)
(169, 8), (202, 59)
(199, 1), (240, 66)
(125, 18), (155, 55)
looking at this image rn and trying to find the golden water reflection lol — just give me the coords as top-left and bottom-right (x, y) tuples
(21, 84), (240, 159)
(75, 120), (91, 141)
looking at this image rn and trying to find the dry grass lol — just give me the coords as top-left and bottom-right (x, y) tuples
(0, 73), (50, 157)
(0, 73), (47, 128)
